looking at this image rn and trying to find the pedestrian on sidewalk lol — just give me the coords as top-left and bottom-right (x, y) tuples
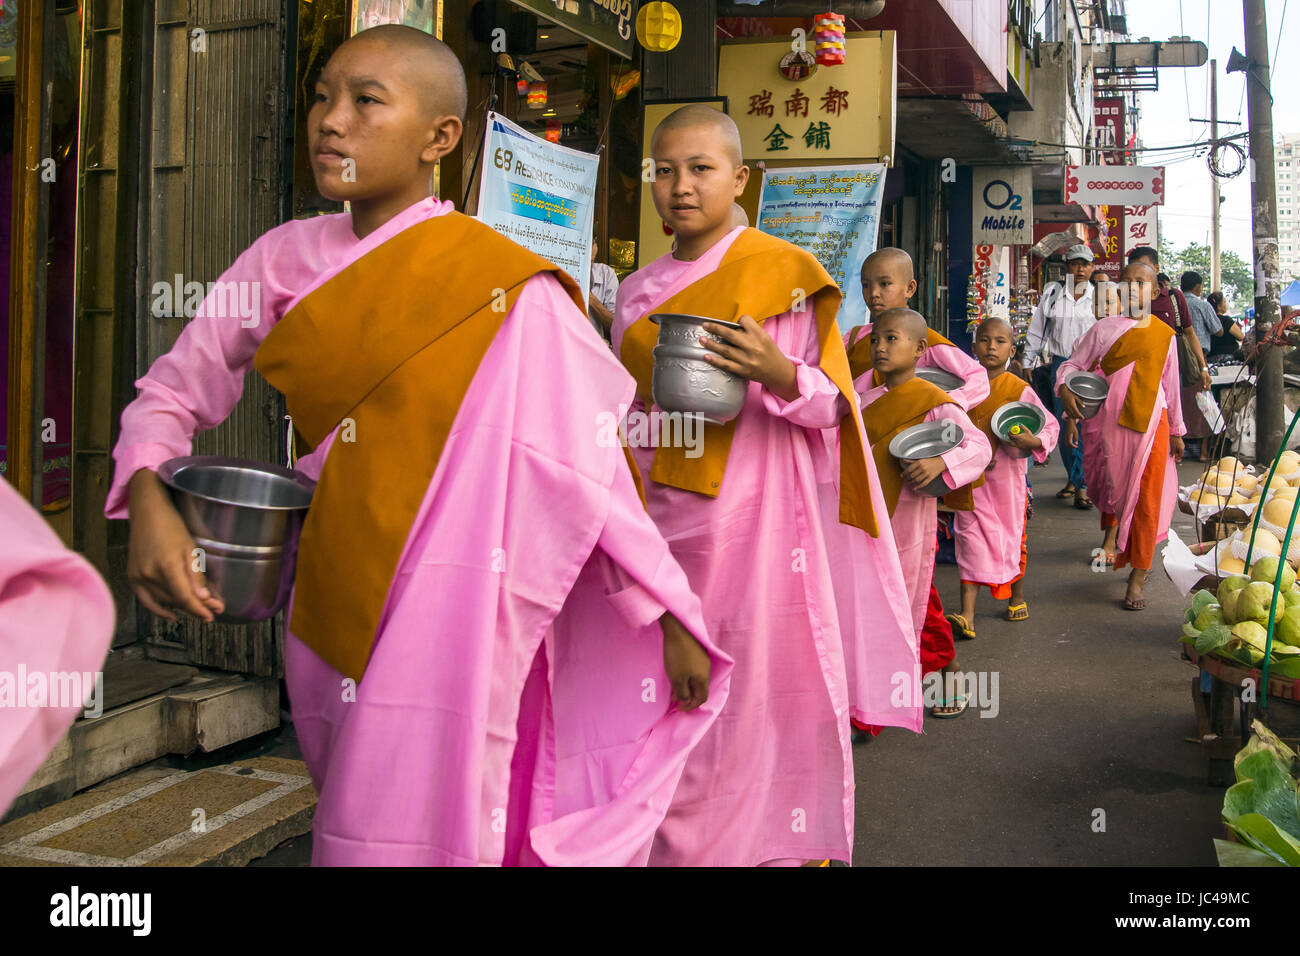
(107, 26), (731, 867)
(948, 317), (1059, 637)
(1024, 244), (1096, 510)
(859, 309), (991, 718)
(1058, 262), (1185, 611)
(841, 247), (989, 727)
(1178, 270), (1223, 461)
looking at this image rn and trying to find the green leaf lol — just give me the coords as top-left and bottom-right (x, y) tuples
(1182, 622), (1202, 641)
(1193, 589), (1219, 615)
(1224, 751), (1300, 840)
(1214, 838), (1287, 867)
(1268, 656), (1300, 678)
(1186, 607), (1198, 625)
(1196, 623), (1234, 654)
(1223, 814), (1300, 866)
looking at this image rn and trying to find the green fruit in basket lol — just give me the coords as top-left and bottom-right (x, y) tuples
(1237, 581), (1277, 625)
(1231, 621), (1270, 664)
(1217, 574), (1251, 608)
(1251, 555), (1297, 590)
(1276, 606), (1300, 647)
(1285, 588), (1300, 609)
(1221, 589), (1243, 625)
(1193, 605), (1226, 631)
(1273, 643), (1300, 657)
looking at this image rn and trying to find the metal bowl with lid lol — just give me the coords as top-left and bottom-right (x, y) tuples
(157, 456), (316, 623)
(649, 313), (748, 425)
(1063, 371), (1109, 420)
(888, 421), (964, 497)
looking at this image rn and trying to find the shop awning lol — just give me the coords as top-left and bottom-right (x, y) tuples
(894, 96), (1018, 162)
(1281, 279), (1300, 308)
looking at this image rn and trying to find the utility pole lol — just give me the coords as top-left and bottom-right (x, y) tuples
(1210, 59), (1221, 292)
(1245, 0), (1284, 464)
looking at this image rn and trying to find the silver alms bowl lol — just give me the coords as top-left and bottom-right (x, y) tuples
(650, 313), (747, 425)
(888, 421), (964, 497)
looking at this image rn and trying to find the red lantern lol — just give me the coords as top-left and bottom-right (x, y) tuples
(545, 119), (562, 143)
(527, 82), (548, 110)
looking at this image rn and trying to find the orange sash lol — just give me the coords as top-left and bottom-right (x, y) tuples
(969, 371), (1031, 448)
(619, 228), (880, 536)
(1098, 318), (1174, 434)
(860, 376), (970, 516)
(253, 212), (584, 681)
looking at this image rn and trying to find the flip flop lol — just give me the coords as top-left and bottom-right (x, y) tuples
(931, 694), (969, 719)
(1056, 485), (1076, 499)
(1074, 494), (1094, 510)
(1123, 596), (1147, 611)
(1007, 602), (1029, 622)
(945, 612), (976, 641)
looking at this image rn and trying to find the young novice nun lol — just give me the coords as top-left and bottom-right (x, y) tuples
(842, 249), (988, 719)
(0, 478), (115, 817)
(614, 105), (916, 866)
(1057, 261), (1185, 610)
(108, 25), (733, 866)
(859, 309), (992, 717)
(948, 317), (1058, 637)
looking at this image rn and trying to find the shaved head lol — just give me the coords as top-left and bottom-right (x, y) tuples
(1120, 261), (1156, 284)
(862, 247), (915, 283)
(343, 25), (467, 121)
(730, 202), (750, 228)
(977, 316), (1014, 338)
(652, 105), (744, 166)
(874, 307), (929, 342)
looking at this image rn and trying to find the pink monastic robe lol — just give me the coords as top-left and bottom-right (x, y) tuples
(1, 478), (114, 816)
(953, 379), (1059, 588)
(859, 382), (992, 637)
(1055, 315), (1185, 556)
(613, 226), (913, 866)
(106, 198), (734, 866)
(846, 324), (991, 413)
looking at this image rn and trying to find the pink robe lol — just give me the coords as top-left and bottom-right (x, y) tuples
(614, 226), (910, 865)
(953, 381), (1059, 587)
(1056, 315), (1185, 556)
(859, 383), (992, 637)
(1, 478), (114, 816)
(106, 197), (734, 866)
(847, 325), (991, 413)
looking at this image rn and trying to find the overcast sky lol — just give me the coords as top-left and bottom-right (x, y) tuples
(1123, 0), (1298, 262)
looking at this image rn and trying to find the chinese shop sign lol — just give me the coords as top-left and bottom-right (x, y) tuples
(718, 34), (896, 163)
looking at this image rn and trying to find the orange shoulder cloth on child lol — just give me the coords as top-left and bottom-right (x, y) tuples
(253, 212), (584, 682)
(860, 376), (978, 516)
(619, 227), (880, 537)
(969, 371), (1032, 448)
(845, 326), (955, 383)
(1099, 318), (1174, 434)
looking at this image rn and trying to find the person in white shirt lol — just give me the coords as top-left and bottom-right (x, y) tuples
(1025, 244), (1096, 509)
(587, 238), (619, 342)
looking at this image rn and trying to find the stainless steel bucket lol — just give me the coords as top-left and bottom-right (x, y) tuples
(650, 313), (747, 424)
(916, 366), (964, 392)
(888, 421), (964, 497)
(989, 401), (1047, 459)
(157, 456), (316, 623)
(1063, 371), (1109, 420)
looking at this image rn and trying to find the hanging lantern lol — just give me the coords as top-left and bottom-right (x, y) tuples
(527, 82), (548, 110)
(516, 78), (529, 97)
(813, 11), (846, 66)
(636, 2), (683, 53)
(545, 119), (562, 143)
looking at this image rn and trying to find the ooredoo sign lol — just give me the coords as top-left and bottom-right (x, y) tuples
(1064, 165), (1165, 206)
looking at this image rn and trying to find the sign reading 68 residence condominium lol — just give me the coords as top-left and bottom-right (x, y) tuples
(1064, 165), (1165, 207)
(971, 167), (1033, 245)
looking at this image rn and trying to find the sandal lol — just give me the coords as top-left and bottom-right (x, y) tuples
(945, 612), (976, 641)
(1074, 493), (1094, 510)
(1007, 602), (1029, 622)
(1123, 596), (1147, 611)
(1056, 484), (1076, 499)
(931, 694), (969, 718)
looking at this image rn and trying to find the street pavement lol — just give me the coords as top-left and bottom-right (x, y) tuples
(251, 453), (1243, 867)
(852, 452), (1229, 866)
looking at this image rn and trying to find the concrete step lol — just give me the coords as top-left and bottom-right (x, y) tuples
(0, 756), (315, 866)
(6, 673), (280, 822)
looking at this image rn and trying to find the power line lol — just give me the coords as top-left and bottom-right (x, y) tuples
(1179, 0), (1194, 120)
(1272, 0), (1289, 82)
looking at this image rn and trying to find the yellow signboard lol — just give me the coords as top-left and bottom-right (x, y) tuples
(717, 33), (896, 165)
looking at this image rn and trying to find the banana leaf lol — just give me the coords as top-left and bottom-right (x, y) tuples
(1213, 838), (1287, 867)
(1236, 720), (1298, 770)
(1223, 814), (1300, 866)
(1223, 751), (1300, 840)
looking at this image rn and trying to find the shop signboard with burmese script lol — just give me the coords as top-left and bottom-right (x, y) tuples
(509, 0), (636, 58)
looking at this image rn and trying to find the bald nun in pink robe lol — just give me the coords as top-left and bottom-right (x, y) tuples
(614, 224), (917, 866)
(0, 478), (114, 816)
(107, 197), (733, 866)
